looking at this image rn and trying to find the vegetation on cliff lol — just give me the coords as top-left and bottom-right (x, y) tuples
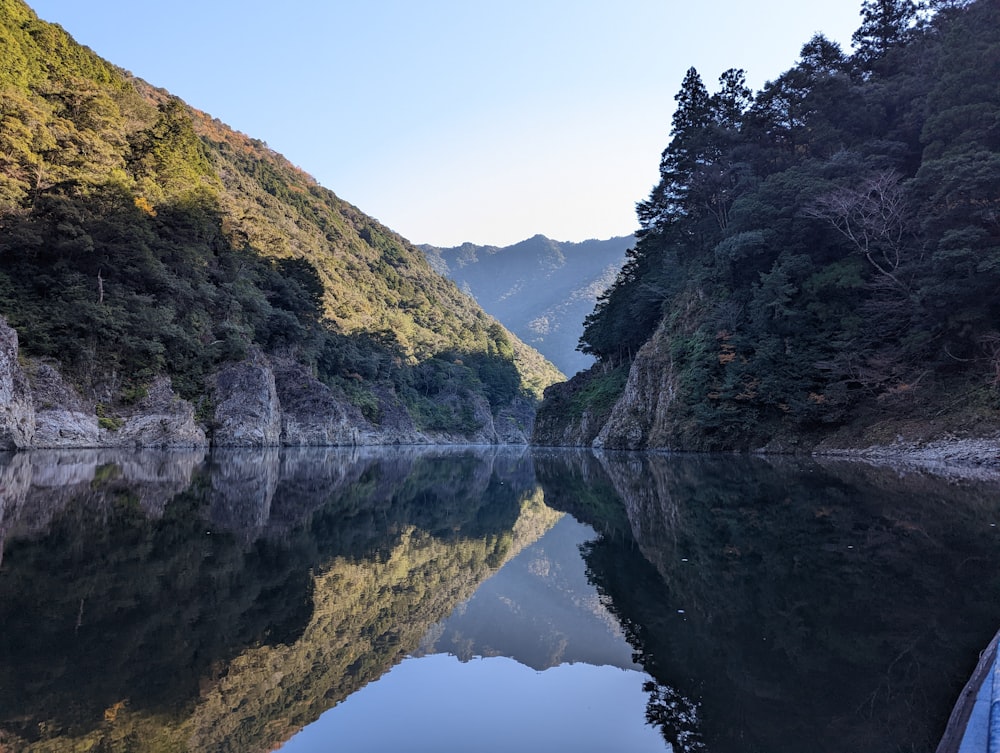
(0, 0), (560, 437)
(544, 0), (1000, 448)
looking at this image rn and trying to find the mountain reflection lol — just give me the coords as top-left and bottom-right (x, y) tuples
(535, 450), (1000, 753)
(2, 448), (1000, 753)
(0, 446), (554, 753)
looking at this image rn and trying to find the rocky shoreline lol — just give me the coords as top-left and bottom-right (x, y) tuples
(0, 318), (535, 450)
(811, 436), (1000, 481)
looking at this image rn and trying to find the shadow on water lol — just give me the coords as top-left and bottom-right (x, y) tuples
(533, 449), (1000, 753)
(0, 446), (540, 751)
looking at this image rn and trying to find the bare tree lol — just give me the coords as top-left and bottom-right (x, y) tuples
(805, 171), (911, 293)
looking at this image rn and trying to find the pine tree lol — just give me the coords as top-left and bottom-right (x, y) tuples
(851, 0), (918, 72)
(637, 67), (713, 232)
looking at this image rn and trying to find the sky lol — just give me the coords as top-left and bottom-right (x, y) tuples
(26, 1), (864, 248)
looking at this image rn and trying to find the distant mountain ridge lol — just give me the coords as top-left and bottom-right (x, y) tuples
(422, 235), (630, 376)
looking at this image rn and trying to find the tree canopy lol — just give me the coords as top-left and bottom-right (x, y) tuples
(573, 0), (1000, 448)
(0, 0), (561, 434)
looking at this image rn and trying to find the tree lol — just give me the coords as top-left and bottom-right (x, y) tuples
(637, 67), (713, 232)
(711, 68), (752, 131)
(798, 34), (849, 77)
(804, 170), (911, 293)
(851, 0), (919, 72)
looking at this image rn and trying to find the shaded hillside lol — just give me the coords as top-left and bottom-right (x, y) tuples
(422, 235), (629, 376)
(538, 0), (1000, 450)
(0, 0), (561, 444)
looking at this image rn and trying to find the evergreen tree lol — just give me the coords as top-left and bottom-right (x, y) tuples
(637, 67), (713, 232)
(711, 68), (753, 131)
(851, 0), (919, 72)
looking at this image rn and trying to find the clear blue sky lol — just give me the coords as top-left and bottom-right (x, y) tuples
(27, 1), (863, 247)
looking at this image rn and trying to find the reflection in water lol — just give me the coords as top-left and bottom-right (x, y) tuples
(280, 653), (664, 753)
(420, 515), (638, 671)
(276, 481), (662, 753)
(1, 448), (999, 752)
(535, 450), (1000, 753)
(0, 446), (555, 753)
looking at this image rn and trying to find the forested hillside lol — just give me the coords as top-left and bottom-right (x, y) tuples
(537, 0), (1000, 450)
(422, 235), (629, 376)
(0, 0), (560, 445)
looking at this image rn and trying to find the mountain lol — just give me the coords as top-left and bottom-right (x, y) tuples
(421, 235), (630, 376)
(536, 0), (1000, 452)
(0, 0), (562, 449)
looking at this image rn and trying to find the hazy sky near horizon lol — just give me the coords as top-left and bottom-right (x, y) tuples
(28, 1), (863, 247)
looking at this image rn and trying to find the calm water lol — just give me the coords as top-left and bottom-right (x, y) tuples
(1, 446), (999, 752)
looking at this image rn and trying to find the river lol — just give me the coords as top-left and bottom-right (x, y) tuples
(1, 446), (998, 752)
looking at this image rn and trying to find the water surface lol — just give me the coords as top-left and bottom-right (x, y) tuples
(1, 446), (998, 752)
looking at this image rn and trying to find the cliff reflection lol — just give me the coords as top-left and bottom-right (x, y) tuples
(5, 447), (1000, 753)
(0, 447), (556, 753)
(535, 450), (1000, 753)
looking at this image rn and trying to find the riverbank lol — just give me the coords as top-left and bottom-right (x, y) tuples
(813, 436), (1000, 481)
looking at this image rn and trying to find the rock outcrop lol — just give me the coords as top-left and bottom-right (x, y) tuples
(273, 358), (363, 446)
(29, 362), (99, 448)
(212, 355), (283, 447)
(0, 320), (34, 449)
(531, 364), (623, 447)
(0, 318), (536, 449)
(594, 319), (679, 450)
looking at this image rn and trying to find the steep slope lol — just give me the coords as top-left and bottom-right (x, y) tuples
(422, 235), (629, 376)
(537, 0), (1000, 451)
(0, 0), (561, 447)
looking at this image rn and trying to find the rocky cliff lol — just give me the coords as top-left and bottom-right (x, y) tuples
(592, 318), (680, 450)
(0, 318), (535, 449)
(535, 316), (1000, 461)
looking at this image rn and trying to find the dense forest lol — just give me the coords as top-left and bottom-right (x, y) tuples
(0, 0), (560, 439)
(543, 0), (1000, 449)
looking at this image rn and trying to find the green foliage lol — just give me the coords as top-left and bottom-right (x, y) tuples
(95, 402), (123, 431)
(572, 0), (1000, 446)
(0, 0), (561, 430)
(533, 364), (629, 445)
(568, 364), (628, 417)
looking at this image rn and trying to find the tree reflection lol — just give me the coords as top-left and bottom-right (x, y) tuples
(535, 450), (1000, 753)
(0, 447), (548, 752)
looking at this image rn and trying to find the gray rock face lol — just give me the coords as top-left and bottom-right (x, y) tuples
(27, 362), (99, 448)
(494, 395), (536, 444)
(594, 319), (679, 451)
(211, 355), (282, 447)
(0, 316), (537, 449)
(0, 320), (35, 449)
(113, 377), (206, 447)
(272, 359), (363, 446)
